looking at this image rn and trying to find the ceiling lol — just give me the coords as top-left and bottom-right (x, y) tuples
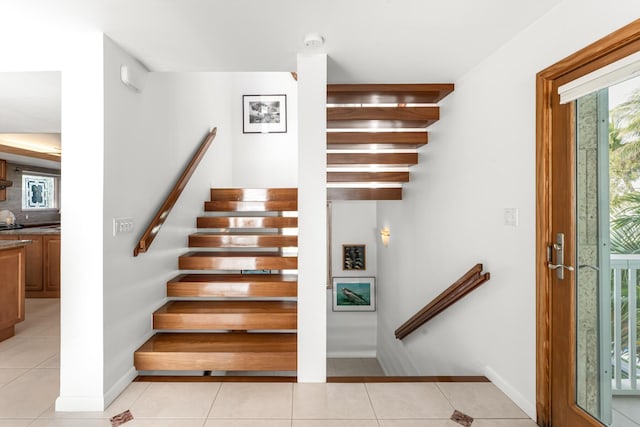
(0, 72), (61, 169)
(0, 0), (564, 168)
(2, 0), (562, 82)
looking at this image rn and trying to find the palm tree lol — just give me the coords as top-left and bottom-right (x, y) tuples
(610, 89), (640, 208)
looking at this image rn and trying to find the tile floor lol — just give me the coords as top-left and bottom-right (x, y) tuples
(326, 358), (385, 377)
(0, 299), (541, 426)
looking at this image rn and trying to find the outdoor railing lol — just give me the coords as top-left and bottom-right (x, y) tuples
(611, 254), (640, 394)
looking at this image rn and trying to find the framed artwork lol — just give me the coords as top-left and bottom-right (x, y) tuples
(243, 94), (287, 133)
(343, 244), (365, 270)
(332, 277), (376, 312)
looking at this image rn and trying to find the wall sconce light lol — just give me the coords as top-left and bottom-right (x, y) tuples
(380, 228), (390, 247)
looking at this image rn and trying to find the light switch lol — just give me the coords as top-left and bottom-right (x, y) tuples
(504, 208), (518, 226)
(113, 217), (135, 236)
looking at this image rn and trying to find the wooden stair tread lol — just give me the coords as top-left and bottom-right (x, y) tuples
(210, 188), (297, 201)
(134, 333), (297, 371)
(327, 171), (410, 183)
(327, 131), (427, 149)
(137, 332), (297, 352)
(180, 251), (297, 258)
(327, 84), (454, 104)
(179, 251), (298, 270)
(169, 274), (298, 284)
(167, 274), (298, 298)
(153, 301), (297, 330)
(205, 200), (297, 212)
(156, 300), (297, 314)
(197, 216), (298, 229)
(189, 233), (297, 248)
(327, 106), (439, 129)
(327, 153), (418, 166)
(328, 188), (402, 201)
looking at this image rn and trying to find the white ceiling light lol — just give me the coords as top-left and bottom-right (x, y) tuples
(303, 33), (324, 48)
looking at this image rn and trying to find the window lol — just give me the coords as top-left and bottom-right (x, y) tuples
(22, 173), (58, 210)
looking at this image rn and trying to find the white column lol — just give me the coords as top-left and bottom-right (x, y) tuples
(296, 53), (327, 382)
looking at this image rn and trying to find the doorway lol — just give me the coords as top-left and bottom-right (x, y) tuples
(537, 19), (640, 427)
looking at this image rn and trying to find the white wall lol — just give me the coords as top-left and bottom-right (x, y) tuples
(102, 38), (234, 403)
(230, 73), (298, 187)
(327, 201), (378, 357)
(375, 0), (640, 419)
(0, 32), (108, 410)
(297, 53), (327, 382)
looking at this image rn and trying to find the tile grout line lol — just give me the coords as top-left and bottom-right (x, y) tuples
(121, 380), (152, 421)
(363, 382), (382, 425)
(290, 382), (294, 427)
(204, 380), (223, 419)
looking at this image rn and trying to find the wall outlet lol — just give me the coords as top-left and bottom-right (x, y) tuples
(113, 217), (135, 236)
(503, 208), (518, 227)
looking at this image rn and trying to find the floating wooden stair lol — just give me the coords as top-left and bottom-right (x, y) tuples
(327, 84), (453, 201)
(153, 301), (297, 330)
(135, 332), (297, 371)
(167, 274), (298, 298)
(135, 188), (298, 374)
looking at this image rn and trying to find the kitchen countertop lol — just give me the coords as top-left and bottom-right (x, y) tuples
(0, 226), (60, 235)
(0, 239), (33, 250)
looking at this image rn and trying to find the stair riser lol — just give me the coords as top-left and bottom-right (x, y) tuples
(326, 131), (428, 147)
(210, 188), (298, 202)
(328, 188), (402, 201)
(327, 153), (418, 166)
(189, 235), (298, 248)
(327, 172), (410, 183)
(154, 314), (297, 330)
(167, 282), (298, 298)
(205, 201), (297, 212)
(197, 217), (298, 229)
(326, 83), (454, 104)
(179, 256), (297, 270)
(134, 352), (297, 371)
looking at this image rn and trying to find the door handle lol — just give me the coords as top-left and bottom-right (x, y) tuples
(547, 233), (574, 280)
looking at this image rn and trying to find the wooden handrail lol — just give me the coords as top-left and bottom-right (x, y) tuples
(394, 264), (490, 340)
(133, 128), (217, 257)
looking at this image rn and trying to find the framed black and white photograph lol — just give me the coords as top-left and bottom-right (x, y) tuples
(332, 277), (376, 312)
(243, 94), (287, 133)
(343, 244), (366, 270)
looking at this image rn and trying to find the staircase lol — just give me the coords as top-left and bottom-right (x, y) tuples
(134, 188), (298, 374)
(326, 84), (454, 201)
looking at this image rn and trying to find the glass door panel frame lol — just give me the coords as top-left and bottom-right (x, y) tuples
(536, 19), (640, 427)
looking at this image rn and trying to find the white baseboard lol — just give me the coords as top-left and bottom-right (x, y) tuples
(327, 350), (377, 358)
(103, 366), (138, 409)
(54, 366), (137, 412)
(484, 365), (536, 420)
(55, 396), (105, 412)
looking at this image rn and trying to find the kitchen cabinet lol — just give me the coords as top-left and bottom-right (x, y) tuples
(44, 235), (60, 293)
(21, 234), (43, 292)
(0, 231), (60, 297)
(0, 240), (28, 342)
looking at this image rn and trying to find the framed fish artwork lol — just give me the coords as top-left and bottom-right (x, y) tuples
(332, 277), (376, 312)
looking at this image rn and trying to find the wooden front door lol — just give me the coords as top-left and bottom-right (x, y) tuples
(536, 20), (640, 427)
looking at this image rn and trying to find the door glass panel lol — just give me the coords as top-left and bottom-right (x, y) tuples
(575, 89), (610, 423)
(576, 76), (640, 426)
